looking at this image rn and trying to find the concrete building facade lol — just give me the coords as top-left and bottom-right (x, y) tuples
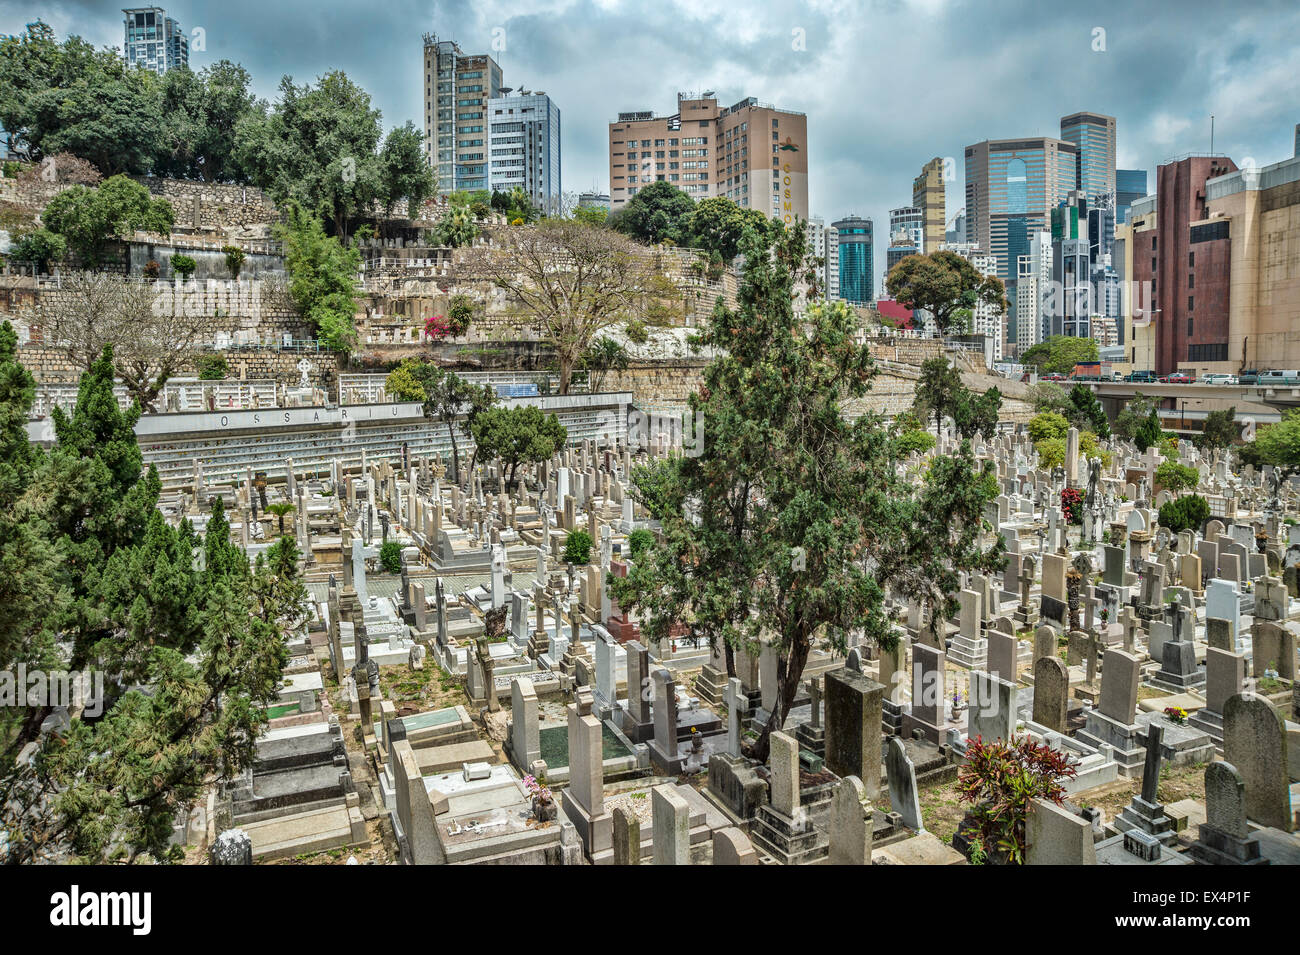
(912, 157), (947, 255)
(487, 92), (561, 216)
(608, 93), (808, 227)
(422, 33), (503, 193)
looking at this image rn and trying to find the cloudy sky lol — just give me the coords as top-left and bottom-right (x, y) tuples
(6, 0), (1300, 290)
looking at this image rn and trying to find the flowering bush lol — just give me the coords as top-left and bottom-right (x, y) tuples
(957, 736), (1078, 864)
(424, 314), (452, 340)
(1060, 487), (1083, 525)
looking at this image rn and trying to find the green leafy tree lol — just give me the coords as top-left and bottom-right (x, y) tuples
(1155, 460), (1199, 495)
(563, 529), (593, 565)
(608, 226), (1001, 761)
(433, 205), (478, 248)
(277, 204), (361, 351)
(683, 196), (779, 260)
(0, 21), (162, 176)
(1020, 335), (1099, 376)
(42, 175), (175, 266)
(1134, 408), (1164, 453)
(153, 60), (262, 182)
(956, 386), (1003, 441)
(609, 180), (694, 245)
(1026, 381), (1070, 416)
(9, 228), (65, 272)
(470, 404), (568, 489)
(384, 359), (428, 402)
(1248, 410), (1300, 474)
(574, 205), (608, 227)
(580, 336), (631, 393)
(446, 294), (476, 337)
(885, 250), (1007, 337)
(196, 354), (228, 380)
(401, 363), (497, 484)
(914, 356), (965, 434)
(1028, 412), (1069, 444)
(1198, 407), (1239, 451)
(235, 71), (382, 238)
(1114, 392), (1157, 442)
(1067, 384), (1110, 438)
(377, 121), (436, 229)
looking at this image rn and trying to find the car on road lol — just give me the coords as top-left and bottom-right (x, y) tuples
(1202, 373), (1239, 385)
(1126, 370), (1157, 383)
(1160, 372), (1194, 384)
(1041, 372), (1067, 382)
(1239, 369), (1259, 385)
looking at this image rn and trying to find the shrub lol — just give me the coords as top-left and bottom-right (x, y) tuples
(1060, 487), (1083, 525)
(1027, 411), (1069, 444)
(223, 244), (247, 279)
(379, 540), (403, 575)
(197, 354), (229, 380)
(625, 319), (649, 344)
(628, 528), (654, 560)
(956, 736), (1078, 865)
(10, 228), (66, 272)
(1155, 460), (1199, 495)
(894, 428), (937, 457)
(1157, 494), (1210, 534)
(447, 294), (475, 336)
(171, 254), (197, 280)
(563, 530), (593, 565)
(142, 259), (161, 279)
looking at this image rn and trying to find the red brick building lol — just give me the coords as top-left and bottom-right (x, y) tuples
(1128, 156), (1238, 376)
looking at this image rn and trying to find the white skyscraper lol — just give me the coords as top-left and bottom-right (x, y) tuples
(1015, 230), (1053, 356)
(488, 91), (562, 216)
(122, 7), (188, 75)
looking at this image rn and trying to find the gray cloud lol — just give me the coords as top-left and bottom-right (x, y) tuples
(5, 0), (1298, 292)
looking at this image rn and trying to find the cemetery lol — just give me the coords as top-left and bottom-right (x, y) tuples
(163, 415), (1300, 867)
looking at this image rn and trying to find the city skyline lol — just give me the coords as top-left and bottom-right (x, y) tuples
(4, 0), (1299, 288)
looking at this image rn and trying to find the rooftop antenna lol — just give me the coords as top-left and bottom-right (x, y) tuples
(1210, 114), (1215, 155)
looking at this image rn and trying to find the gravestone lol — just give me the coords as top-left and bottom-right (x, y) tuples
(904, 642), (947, 743)
(968, 670), (1017, 744)
(1223, 694), (1293, 831)
(1026, 798), (1097, 865)
(1031, 656), (1068, 733)
(712, 827), (758, 865)
(828, 775), (872, 865)
(769, 731), (800, 817)
(612, 805), (640, 866)
(1193, 761), (1264, 865)
(509, 677), (540, 771)
(651, 785), (690, 865)
(885, 736), (924, 832)
(1252, 621), (1296, 681)
(823, 667), (883, 799)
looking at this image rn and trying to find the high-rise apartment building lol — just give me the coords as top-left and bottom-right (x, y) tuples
(1116, 168), (1147, 224)
(823, 225), (839, 301)
(912, 157), (947, 255)
(487, 91), (561, 216)
(944, 243), (1006, 360)
(832, 216), (874, 305)
(886, 206), (924, 273)
(422, 33), (503, 193)
(608, 93), (808, 226)
(1050, 192), (1095, 339)
(122, 7), (187, 75)
(964, 136), (1078, 282)
(1015, 231), (1053, 356)
(945, 209), (966, 246)
(1060, 111), (1116, 201)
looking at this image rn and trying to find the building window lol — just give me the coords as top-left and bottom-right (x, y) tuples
(1188, 273), (1194, 288)
(1188, 295), (1194, 311)
(1188, 317), (1194, 336)
(1188, 251), (1194, 267)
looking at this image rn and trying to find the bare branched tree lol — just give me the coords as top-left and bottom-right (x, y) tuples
(37, 271), (216, 411)
(466, 220), (653, 394)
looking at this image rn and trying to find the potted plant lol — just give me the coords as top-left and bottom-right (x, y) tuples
(523, 774), (555, 823)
